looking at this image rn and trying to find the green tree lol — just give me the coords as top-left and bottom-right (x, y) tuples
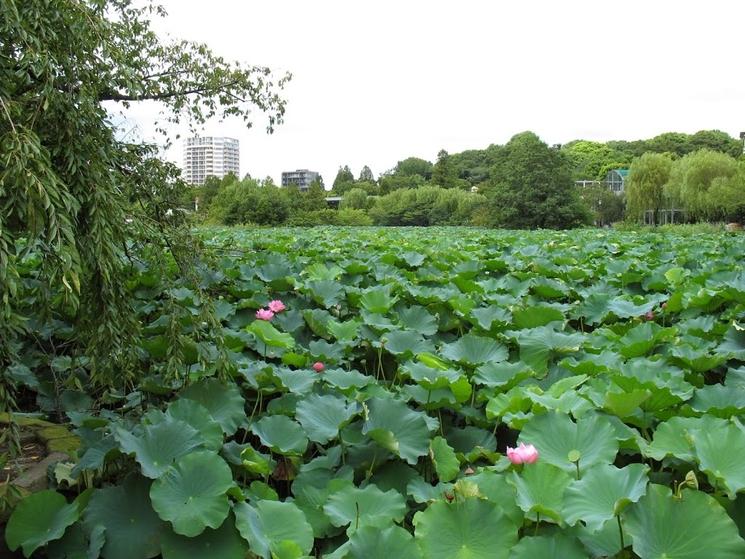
(358, 165), (375, 182)
(577, 185), (626, 226)
(332, 165), (355, 192)
(340, 188), (370, 210)
(305, 179), (328, 211)
(561, 141), (631, 181)
(432, 149), (458, 188)
(625, 153), (673, 223)
(484, 132), (591, 229)
(665, 149), (738, 221)
(393, 157), (433, 179)
(708, 161), (745, 222)
(378, 173), (425, 194)
(0, 0), (289, 392)
(690, 130), (743, 158)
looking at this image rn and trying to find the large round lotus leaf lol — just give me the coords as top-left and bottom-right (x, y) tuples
(83, 475), (165, 559)
(440, 333), (508, 365)
(359, 286), (397, 314)
(691, 384), (745, 417)
(179, 378), (246, 435)
(150, 451), (234, 537)
(430, 436), (460, 483)
(473, 361), (534, 389)
(295, 393), (357, 444)
(246, 319), (296, 349)
(402, 362), (461, 390)
(382, 330), (433, 357)
(160, 514), (248, 559)
(512, 305), (565, 329)
(251, 415), (309, 455)
(691, 421), (745, 499)
(563, 463), (649, 531)
(466, 472), (523, 526)
(165, 399), (223, 451)
(625, 484), (745, 559)
(398, 305), (438, 335)
(518, 412), (618, 474)
(233, 500), (314, 559)
(573, 517), (626, 558)
(509, 534), (589, 559)
(413, 498), (518, 559)
(346, 524), (421, 558)
(644, 415), (726, 462)
(47, 523), (105, 559)
(617, 322), (674, 358)
(5, 490), (80, 557)
(323, 484), (406, 532)
(113, 416), (204, 479)
(505, 326), (584, 373)
(509, 461), (572, 523)
(362, 397), (431, 465)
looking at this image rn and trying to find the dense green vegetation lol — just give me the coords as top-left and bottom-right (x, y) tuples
(5, 227), (745, 558)
(3, 1), (745, 558)
(189, 129), (744, 229)
(0, 0), (289, 428)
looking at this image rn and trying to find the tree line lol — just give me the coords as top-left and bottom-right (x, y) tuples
(191, 129), (743, 228)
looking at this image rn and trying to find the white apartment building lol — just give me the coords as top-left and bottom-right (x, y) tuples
(183, 136), (240, 185)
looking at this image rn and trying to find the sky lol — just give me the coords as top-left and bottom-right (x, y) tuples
(117, 0), (745, 186)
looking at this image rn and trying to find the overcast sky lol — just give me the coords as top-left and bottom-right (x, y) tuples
(118, 0), (745, 186)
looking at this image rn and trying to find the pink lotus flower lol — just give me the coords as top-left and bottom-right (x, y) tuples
(644, 310), (655, 321)
(506, 443), (539, 465)
(312, 361), (325, 373)
(268, 300), (286, 313)
(256, 308), (275, 321)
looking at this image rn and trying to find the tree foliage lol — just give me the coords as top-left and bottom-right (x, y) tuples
(665, 150), (738, 221)
(625, 153), (673, 223)
(368, 186), (485, 226)
(332, 165), (355, 192)
(340, 188), (370, 210)
(0, 0), (289, 397)
(358, 165), (375, 182)
(561, 141), (631, 181)
(577, 185), (626, 226)
(393, 157), (433, 179)
(708, 161), (745, 222)
(484, 132), (591, 229)
(432, 150), (458, 188)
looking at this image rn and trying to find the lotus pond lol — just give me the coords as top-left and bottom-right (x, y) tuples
(5, 226), (745, 559)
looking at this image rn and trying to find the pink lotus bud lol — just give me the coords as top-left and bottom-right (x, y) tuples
(268, 300), (286, 313)
(506, 442), (539, 465)
(256, 308), (275, 321)
(645, 310), (655, 321)
(464, 466), (475, 475)
(313, 361), (325, 373)
(661, 302), (668, 310)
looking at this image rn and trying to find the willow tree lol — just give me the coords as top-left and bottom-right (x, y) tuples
(665, 149), (738, 221)
(625, 153), (673, 224)
(0, 0), (290, 422)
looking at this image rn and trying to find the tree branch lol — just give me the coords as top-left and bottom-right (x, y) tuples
(99, 80), (240, 102)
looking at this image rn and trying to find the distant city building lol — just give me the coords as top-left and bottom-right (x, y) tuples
(281, 169), (320, 191)
(183, 136), (239, 185)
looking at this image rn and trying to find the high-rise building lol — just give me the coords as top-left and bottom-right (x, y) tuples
(183, 136), (240, 185)
(281, 169), (320, 191)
